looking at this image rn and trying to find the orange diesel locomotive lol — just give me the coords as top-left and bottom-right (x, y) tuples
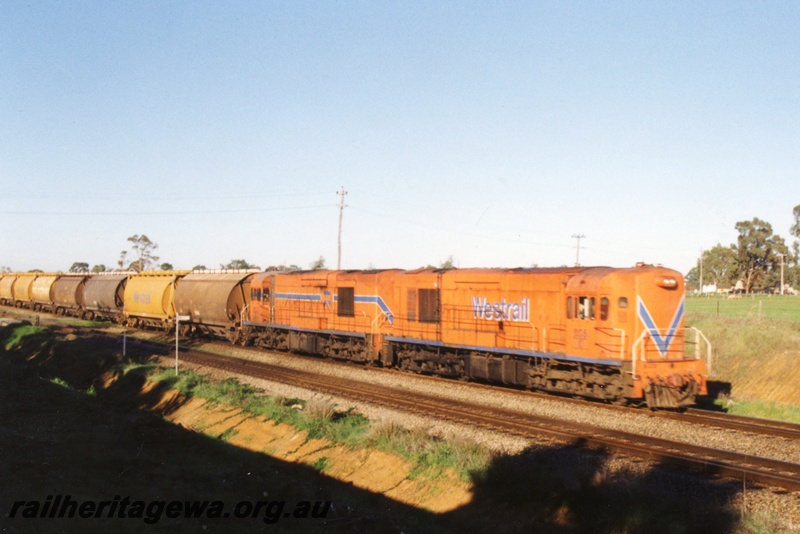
(242, 264), (708, 408)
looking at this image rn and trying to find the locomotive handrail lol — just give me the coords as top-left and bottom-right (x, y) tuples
(542, 326), (547, 351)
(544, 324), (566, 351)
(633, 327), (684, 363)
(593, 326), (626, 360)
(631, 327), (712, 379)
(521, 321), (539, 351)
(240, 303), (251, 326)
(610, 328), (626, 360)
(689, 326), (713, 374)
(631, 330), (648, 379)
(370, 311), (390, 338)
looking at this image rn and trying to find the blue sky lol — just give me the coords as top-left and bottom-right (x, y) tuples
(3, 1), (799, 274)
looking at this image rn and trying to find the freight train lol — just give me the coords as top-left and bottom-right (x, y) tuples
(0, 264), (709, 408)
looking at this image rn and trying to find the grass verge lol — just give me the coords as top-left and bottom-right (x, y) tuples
(685, 295), (800, 322)
(714, 397), (800, 424)
(2, 324), (50, 352)
(149, 367), (492, 481)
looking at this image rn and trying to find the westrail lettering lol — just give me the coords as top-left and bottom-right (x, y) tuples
(471, 296), (530, 322)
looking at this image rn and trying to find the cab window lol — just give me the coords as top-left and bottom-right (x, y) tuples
(578, 296), (595, 320)
(600, 297), (609, 321)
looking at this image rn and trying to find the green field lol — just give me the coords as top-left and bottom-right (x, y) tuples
(685, 294), (800, 420)
(685, 294), (800, 322)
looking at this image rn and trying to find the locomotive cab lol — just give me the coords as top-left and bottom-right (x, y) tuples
(563, 265), (708, 407)
(606, 265), (706, 407)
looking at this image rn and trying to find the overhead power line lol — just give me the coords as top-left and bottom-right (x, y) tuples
(2, 204), (335, 216)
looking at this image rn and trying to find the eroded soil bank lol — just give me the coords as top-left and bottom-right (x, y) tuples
(115, 376), (474, 513)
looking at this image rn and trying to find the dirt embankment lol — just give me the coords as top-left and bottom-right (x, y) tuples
(689, 314), (800, 406)
(720, 351), (800, 405)
(106, 373), (473, 514)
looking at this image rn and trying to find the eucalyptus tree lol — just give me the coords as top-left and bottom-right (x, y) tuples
(734, 218), (789, 293)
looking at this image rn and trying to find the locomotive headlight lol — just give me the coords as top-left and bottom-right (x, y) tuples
(657, 277), (678, 289)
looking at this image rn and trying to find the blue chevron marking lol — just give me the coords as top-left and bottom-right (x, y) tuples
(637, 296), (684, 356)
(354, 295), (394, 324)
(274, 292), (394, 325)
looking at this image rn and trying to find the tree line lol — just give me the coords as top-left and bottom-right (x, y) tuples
(64, 235), (261, 274)
(64, 237), (455, 275)
(65, 234), (308, 274)
(686, 205), (800, 294)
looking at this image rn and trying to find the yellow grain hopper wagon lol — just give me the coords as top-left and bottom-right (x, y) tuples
(123, 271), (189, 331)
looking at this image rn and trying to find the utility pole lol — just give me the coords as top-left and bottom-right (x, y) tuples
(699, 249), (704, 295)
(337, 187), (347, 270)
(572, 234), (585, 266)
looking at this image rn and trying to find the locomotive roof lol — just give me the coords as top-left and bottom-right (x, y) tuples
(245, 265), (678, 279)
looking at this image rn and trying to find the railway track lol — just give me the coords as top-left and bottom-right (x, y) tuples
(510, 386), (800, 442)
(680, 408), (800, 440)
(110, 334), (800, 493)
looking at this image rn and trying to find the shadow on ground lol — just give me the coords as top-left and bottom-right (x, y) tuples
(693, 380), (733, 412)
